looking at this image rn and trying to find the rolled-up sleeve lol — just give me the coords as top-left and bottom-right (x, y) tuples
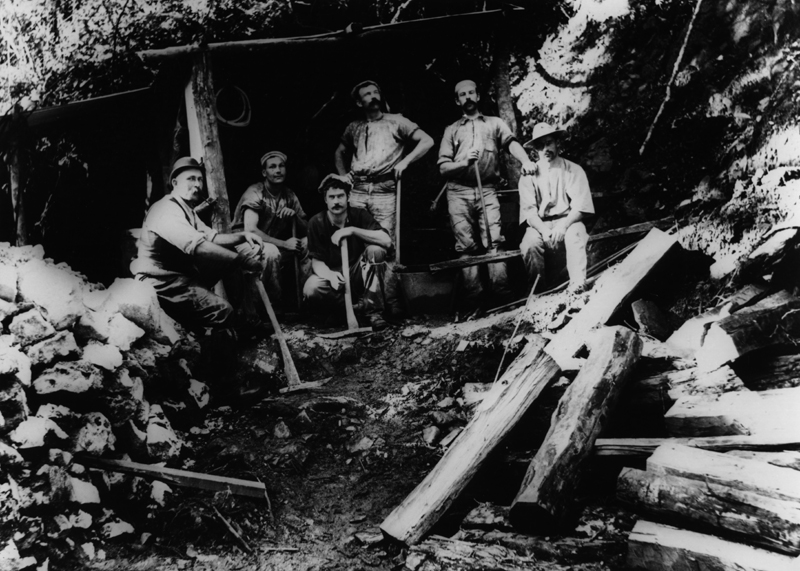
(494, 118), (516, 149)
(150, 202), (216, 255)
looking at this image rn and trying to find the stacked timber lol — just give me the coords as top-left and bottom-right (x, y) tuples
(0, 243), (217, 566)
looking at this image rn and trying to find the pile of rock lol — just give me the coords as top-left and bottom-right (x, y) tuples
(0, 243), (209, 568)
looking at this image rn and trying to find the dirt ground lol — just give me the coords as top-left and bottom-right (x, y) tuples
(79, 305), (641, 571)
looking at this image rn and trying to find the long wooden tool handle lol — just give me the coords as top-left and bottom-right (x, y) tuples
(340, 239), (360, 330)
(473, 162), (493, 251)
(292, 218), (303, 308)
(254, 279), (301, 386)
(395, 177), (402, 265)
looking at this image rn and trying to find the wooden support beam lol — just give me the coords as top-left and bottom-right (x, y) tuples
(8, 138), (28, 246)
(380, 337), (560, 545)
(697, 289), (800, 371)
(429, 249), (521, 272)
(627, 520), (799, 571)
(510, 326), (641, 532)
(184, 51), (231, 233)
(78, 456), (267, 499)
(617, 467), (800, 555)
(594, 435), (800, 457)
(546, 228), (678, 369)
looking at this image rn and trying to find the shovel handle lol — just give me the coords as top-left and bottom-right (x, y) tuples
(395, 177), (402, 265)
(340, 239), (360, 330)
(474, 162), (493, 251)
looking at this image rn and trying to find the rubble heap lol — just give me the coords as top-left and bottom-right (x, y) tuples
(0, 242), (210, 568)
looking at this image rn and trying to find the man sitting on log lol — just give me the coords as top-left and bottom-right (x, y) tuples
(303, 174), (394, 328)
(232, 150), (311, 310)
(132, 157), (265, 334)
(518, 123), (595, 294)
(334, 79), (434, 319)
(438, 79), (537, 312)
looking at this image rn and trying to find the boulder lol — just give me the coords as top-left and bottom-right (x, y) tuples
(99, 368), (148, 428)
(0, 442), (23, 467)
(33, 361), (104, 396)
(0, 343), (31, 386)
(106, 313), (145, 352)
(8, 464), (71, 511)
(17, 259), (85, 329)
(9, 309), (55, 347)
(9, 417), (68, 448)
(25, 330), (80, 369)
(188, 379), (210, 410)
(104, 278), (180, 344)
(102, 518), (134, 539)
(0, 382), (29, 434)
(0, 264), (17, 302)
(35, 403), (80, 426)
(82, 342), (123, 371)
(145, 405), (182, 462)
(71, 412), (116, 456)
(0, 539), (38, 571)
(116, 419), (148, 461)
(0, 299), (18, 321)
(73, 309), (112, 344)
(68, 476), (100, 504)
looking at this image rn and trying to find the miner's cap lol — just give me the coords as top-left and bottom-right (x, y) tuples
(350, 80), (380, 101)
(170, 157), (204, 181)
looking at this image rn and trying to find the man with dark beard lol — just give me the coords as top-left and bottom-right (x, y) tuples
(438, 79), (536, 312)
(334, 80), (433, 319)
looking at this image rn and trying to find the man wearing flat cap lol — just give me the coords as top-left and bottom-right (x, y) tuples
(233, 151), (311, 308)
(438, 79), (537, 310)
(334, 80), (433, 318)
(518, 123), (595, 293)
(303, 174), (394, 327)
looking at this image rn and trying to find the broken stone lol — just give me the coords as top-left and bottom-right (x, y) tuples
(436, 397), (455, 409)
(116, 419), (148, 460)
(187, 379), (210, 410)
(35, 403), (79, 424)
(17, 259), (86, 329)
(82, 342), (123, 371)
(80, 542), (96, 560)
(273, 419), (292, 439)
(0, 299), (18, 321)
(47, 449), (73, 467)
(0, 264), (17, 303)
(100, 368), (148, 428)
(347, 436), (374, 454)
(8, 465), (71, 510)
(9, 417), (68, 448)
(146, 405), (182, 462)
(73, 309), (112, 344)
(9, 309), (55, 348)
(422, 426), (441, 445)
(25, 330), (80, 369)
(0, 382), (30, 433)
(71, 412), (116, 456)
(69, 476), (100, 504)
(150, 481), (172, 507)
(0, 442), (23, 466)
(106, 313), (145, 352)
(33, 361), (104, 396)
(102, 518), (134, 539)
(0, 343), (32, 387)
(0, 538), (37, 571)
(430, 411), (456, 427)
(104, 278), (181, 344)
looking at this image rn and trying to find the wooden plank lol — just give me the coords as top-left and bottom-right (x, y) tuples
(594, 435), (800, 457)
(727, 450), (800, 471)
(380, 337), (560, 545)
(429, 249), (521, 272)
(627, 520), (799, 571)
(510, 327), (641, 531)
(78, 456), (267, 499)
(664, 386), (800, 437)
(617, 467), (800, 555)
(587, 216), (674, 242)
(697, 290), (800, 370)
(736, 352), (800, 391)
(545, 228), (678, 369)
(646, 442), (800, 504)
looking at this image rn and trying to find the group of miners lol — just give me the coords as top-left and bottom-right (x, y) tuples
(131, 78), (595, 343)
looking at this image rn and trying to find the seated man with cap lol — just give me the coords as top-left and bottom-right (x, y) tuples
(518, 123), (595, 294)
(233, 150), (311, 310)
(334, 79), (434, 318)
(132, 157), (266, 333)
(303, 174), (394, 327)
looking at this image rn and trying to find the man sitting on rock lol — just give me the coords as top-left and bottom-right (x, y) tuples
(518, 123), (595, 293)
(232, 150), (311, 311)
(132, 157), (266, 333)
(303, 174), (394, 328)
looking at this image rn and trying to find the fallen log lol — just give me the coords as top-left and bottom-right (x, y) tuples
(77, 456), (267, 499)
(696, 290), (800, 370)
(628, 364), (744, 411)
(734, 351), (800, 391)
(727, 450), (800, 471)
(616, 467), (800, 555)
(627, 519), (799, 571)
(664, 386), (800, 437)
(380, 337), (560, 545)
(646, 442), (800, 503)
(594, 435), (800, 457)
(545, 228), (678, 370)
(510, 326), (641, 532)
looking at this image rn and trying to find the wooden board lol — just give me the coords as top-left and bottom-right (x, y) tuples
(594, 435), (800, 457)
(726, 450), (800, 471)
(380, 337), (560, 545)
(627, 520), (799, 571)
(617, 467), (800, 555)
(429, 249), (521, 272)
(79, 456), (267, 499)
(545, 228), (678, 370)
(510, 327), (641, 531)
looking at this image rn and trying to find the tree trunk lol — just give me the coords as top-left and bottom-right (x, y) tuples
(617, 467), (800, 555)
(492, 29), (521, 189)
(380, 337), (560, 545)
(510, 326), (641, 532)
(8, 140), (28, 246)
(627, 520), (799, 571)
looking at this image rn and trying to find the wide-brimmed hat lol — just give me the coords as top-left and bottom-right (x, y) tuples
(526, 123), (565, 146)
(170, 157), (204, 181)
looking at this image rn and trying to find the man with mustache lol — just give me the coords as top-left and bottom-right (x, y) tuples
(303, 174), (394, 327)
(334, 80), (433, 319)
(518, 123), (595, 294)
(438, 79), (537, 311)
(233, 151), (311, 309)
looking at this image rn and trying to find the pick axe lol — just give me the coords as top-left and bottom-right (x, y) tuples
(252, 278), (302, 387)
(318, 238), (372, 339)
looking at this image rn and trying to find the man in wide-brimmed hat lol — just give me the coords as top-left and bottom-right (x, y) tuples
(518, 123), (595, 293)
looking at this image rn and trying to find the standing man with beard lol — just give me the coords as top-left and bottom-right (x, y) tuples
(233, 151), (311, 309)
(518, 123), (594, 294)
(438, 79), (536, 312)
(334, 80), (433, 319)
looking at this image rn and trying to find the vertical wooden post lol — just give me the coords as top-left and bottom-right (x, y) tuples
(492, 28), (521, 189)
(8, 142), (28, 246)
(184, 50), (231, 233)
